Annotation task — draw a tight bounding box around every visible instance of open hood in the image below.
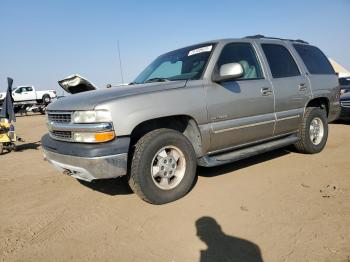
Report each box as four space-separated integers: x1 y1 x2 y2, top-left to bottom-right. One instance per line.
58 74 98 94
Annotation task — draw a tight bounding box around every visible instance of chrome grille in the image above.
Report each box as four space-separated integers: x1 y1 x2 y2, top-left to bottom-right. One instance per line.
341 101 350 108
48 112 72 123
51 130 72 140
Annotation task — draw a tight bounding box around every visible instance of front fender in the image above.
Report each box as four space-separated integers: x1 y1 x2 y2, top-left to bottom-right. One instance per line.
95 81 208 136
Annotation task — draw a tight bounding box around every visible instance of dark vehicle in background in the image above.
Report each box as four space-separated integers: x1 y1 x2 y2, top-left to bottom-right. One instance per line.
339 92 350 121
337 77 350 121
339 77 350 95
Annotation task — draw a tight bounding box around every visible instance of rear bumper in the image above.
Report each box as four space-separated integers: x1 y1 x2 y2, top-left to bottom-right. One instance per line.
328 101 341 122
41 134 130 181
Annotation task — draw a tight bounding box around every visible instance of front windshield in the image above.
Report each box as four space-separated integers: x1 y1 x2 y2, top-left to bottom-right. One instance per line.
133 43 215 84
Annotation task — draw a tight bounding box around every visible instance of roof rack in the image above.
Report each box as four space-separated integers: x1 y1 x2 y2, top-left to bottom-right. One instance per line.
244 34 309 44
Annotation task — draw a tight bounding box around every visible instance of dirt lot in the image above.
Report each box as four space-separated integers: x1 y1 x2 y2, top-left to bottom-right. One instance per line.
0 114 349 262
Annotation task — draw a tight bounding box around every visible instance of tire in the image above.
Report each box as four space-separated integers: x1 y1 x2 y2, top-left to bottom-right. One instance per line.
128 128 197 204
0 143 3 155
294 107 328 154
42 95 51 104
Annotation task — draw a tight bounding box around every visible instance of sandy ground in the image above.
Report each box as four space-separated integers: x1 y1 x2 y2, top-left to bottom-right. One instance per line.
0 114 349 262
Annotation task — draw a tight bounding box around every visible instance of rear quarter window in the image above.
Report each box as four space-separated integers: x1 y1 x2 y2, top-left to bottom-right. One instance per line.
293 44 335 75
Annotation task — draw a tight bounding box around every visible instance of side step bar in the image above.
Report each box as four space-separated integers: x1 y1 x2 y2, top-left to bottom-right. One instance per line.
198 134 299 167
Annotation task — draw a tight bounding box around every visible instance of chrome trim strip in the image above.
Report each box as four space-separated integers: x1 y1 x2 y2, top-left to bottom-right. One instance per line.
213 120 275 134
48 122 113 132
276 115 300 122
47 111 73 115
341 101 350 108
208 131 298 155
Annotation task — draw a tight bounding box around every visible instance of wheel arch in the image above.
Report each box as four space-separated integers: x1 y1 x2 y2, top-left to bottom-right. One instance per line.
129 115 204 157
305 97 330 117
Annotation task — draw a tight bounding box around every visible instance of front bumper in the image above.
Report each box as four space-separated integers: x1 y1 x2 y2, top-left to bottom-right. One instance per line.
42 134 130 181
43 149 127 181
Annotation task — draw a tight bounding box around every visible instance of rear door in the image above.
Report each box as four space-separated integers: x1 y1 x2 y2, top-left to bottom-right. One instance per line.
206 42 275 152
292 44 339 120
259 42 311 135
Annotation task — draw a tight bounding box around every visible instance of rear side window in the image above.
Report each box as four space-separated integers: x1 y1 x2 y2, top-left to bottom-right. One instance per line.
261 44 300 78
293 44 335 75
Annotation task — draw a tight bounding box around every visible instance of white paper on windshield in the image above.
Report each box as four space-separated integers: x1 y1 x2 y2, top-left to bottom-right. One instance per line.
188 45 212 56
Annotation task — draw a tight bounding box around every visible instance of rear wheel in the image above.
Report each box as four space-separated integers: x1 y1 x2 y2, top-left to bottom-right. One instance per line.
0 143 3 155
42 95 51 105
294 107 328 154
128 129 197 204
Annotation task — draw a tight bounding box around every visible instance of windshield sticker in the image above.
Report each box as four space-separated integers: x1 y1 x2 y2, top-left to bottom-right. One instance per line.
188 45 212 56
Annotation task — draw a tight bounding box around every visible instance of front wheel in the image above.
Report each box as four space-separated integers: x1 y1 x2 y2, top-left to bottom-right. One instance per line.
294 107 328 154
128 129 197 204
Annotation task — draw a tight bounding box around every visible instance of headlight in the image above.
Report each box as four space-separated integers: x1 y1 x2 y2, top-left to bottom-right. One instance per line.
73 131 115 143
72 110 112 123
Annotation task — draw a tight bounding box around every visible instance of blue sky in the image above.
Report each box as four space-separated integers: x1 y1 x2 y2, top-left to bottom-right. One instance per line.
0 0 349 92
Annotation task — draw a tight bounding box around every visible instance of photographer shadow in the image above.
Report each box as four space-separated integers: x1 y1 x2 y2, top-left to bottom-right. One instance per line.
196 216 263 262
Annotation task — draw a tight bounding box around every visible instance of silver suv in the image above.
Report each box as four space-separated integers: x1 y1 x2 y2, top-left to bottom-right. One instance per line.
42 35 340 204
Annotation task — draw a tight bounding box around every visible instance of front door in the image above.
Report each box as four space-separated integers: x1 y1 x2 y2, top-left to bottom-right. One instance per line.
206 42 275 152
13 86 36 101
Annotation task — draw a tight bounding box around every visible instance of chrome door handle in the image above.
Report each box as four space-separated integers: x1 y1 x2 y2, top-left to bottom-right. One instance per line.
261 87 272 96
298 83 307 91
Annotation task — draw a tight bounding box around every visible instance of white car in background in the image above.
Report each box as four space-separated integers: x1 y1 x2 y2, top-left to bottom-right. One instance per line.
0 86 56 104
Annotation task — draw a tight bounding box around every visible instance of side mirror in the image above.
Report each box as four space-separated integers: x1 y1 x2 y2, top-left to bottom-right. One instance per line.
213 63 244 82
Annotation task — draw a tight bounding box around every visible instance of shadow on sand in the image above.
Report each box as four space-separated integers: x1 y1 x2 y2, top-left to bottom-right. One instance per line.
78 176 133 196
78 148 290 196
196 216 263 262
198 148 290 178
15 141 41 151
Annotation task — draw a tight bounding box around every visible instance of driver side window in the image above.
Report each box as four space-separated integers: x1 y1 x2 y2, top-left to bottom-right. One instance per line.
216 43 263 80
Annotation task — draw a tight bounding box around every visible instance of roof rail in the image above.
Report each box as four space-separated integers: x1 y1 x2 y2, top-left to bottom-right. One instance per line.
244 34 309 44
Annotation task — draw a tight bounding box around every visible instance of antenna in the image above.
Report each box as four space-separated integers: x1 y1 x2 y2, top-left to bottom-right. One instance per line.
117 40 124 84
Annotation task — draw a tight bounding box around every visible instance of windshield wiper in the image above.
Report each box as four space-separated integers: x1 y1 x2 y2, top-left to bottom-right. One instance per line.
144 77 170 83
